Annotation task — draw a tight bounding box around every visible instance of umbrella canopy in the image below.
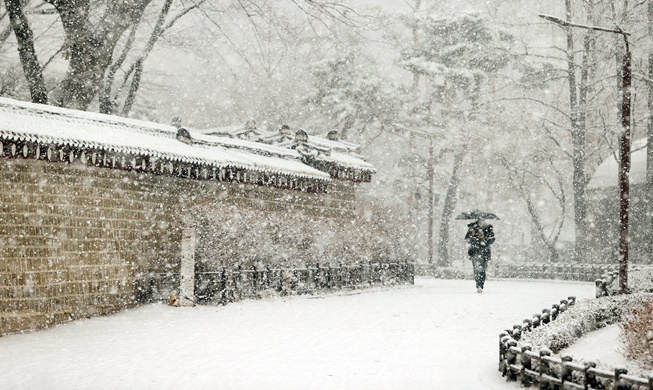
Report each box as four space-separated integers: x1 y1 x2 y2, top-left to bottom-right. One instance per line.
455 209 500 220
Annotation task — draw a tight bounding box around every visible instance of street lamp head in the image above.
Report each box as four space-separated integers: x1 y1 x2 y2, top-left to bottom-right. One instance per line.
538 13 630 37
538 14 566 26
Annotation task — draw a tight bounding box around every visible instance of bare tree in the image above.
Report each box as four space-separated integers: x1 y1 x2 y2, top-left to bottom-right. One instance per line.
2 0 362 114
41 0 153 109
437 149 465 266
645 0 653 258
4 0 47 103
109 0 206 115
501 156 567 262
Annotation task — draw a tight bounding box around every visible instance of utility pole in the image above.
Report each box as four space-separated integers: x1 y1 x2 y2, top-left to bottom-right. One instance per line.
539 14 632 293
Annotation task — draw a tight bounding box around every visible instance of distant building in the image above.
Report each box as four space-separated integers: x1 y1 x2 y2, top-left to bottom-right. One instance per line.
586 138 651 263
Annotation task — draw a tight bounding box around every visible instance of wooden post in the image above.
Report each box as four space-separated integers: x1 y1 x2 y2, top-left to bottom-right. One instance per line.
614 367 628 389
505 339 518 381
499 332 510 365
532 314 542 329
539 348 552 386
585 361 598 389
512 324 523 342
520 345 533 387
559 299 568 313
542 309 551 324
523 318 533 332
560 354 573 385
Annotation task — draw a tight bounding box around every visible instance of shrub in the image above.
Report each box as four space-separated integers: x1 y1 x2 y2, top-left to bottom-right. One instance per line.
521 294 651 353
619 296 653 370
627 267 653 293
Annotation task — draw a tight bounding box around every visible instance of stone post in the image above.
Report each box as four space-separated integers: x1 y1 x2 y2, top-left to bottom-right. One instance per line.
176 227 196 307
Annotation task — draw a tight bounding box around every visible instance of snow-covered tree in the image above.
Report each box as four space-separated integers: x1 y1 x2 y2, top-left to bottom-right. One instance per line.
398 12 515 266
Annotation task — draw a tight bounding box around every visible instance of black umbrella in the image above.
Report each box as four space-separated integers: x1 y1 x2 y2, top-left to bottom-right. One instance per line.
455 209 500 220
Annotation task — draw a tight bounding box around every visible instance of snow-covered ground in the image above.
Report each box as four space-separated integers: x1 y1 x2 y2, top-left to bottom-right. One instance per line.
0 278 596 390
562 323 632 370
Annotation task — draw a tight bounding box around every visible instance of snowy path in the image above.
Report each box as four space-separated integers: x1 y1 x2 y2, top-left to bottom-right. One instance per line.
0 278 595 390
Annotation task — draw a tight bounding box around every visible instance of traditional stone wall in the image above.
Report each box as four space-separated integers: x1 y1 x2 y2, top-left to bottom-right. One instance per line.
0 157 358 335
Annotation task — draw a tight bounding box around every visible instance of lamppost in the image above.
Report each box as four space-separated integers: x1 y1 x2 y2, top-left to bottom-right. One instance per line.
539 14 632 293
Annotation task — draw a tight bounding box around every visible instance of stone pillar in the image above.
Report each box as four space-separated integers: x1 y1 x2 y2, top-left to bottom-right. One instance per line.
170 227 196 307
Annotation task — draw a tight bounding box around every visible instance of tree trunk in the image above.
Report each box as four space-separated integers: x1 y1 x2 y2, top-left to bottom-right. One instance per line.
4 0 47 104
100 24 140 114
565 0 589 263
107 0 204 115
437 150 465 267
120 59 143 116
120 0 173 116
411 0 422 90
427 139 434 264
526 195 559 262
645 0 653 261
48 0 151 110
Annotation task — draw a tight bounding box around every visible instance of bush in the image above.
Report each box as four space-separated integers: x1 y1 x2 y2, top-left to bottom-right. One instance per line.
619 296 653 370
521 294 651 353
627 267 653 293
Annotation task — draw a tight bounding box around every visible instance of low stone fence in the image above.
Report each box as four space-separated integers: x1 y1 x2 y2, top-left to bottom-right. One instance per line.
154 262 415 305
416 262 618 283
499 294 653 389
495 263 611 282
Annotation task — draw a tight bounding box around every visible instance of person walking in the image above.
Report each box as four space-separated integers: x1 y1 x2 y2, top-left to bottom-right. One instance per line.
465 218 495 293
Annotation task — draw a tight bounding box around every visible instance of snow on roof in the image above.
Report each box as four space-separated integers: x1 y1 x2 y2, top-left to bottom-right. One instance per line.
0 98 330 181
313 133 360 153
587 138 648 189
199 123 375 175
196 120 275 142
316 150 376 173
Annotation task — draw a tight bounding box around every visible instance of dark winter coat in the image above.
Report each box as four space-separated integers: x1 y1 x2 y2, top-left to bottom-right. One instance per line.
465 221 495 259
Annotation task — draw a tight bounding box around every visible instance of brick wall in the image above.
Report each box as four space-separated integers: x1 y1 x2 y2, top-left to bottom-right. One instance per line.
0 158 357 334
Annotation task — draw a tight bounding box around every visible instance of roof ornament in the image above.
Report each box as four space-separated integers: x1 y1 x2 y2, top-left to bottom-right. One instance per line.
172 117 192 145
279 124 292 135
295 130 308 143
245 119 257 130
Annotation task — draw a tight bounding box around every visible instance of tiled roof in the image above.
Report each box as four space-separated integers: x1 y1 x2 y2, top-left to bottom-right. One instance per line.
0 98 330 181
588 138 647 189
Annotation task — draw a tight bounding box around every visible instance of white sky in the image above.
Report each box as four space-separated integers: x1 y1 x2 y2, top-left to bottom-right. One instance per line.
0 278 601 389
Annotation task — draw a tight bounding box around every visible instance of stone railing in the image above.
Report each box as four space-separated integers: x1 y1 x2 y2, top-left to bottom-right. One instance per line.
499 295 653 389
154 262 415 305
